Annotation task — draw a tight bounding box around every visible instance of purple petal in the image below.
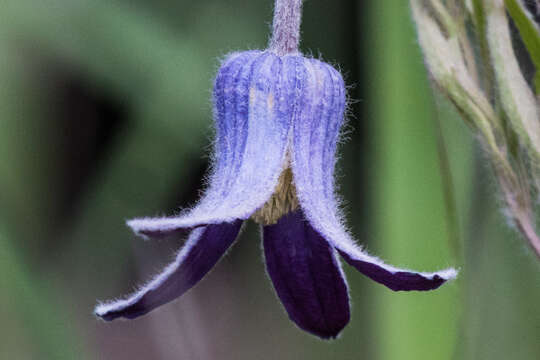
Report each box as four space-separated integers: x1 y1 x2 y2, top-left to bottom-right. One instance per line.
291 58 457 291
337 250 455 291
95 220 242 320
263 210 350 339
128 51 295 239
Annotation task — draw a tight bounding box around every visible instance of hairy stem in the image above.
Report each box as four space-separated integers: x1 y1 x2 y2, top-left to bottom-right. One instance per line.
269 0 303 55
497 171 540 258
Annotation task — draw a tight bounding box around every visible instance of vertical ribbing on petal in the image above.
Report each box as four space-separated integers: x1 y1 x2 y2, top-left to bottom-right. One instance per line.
213 52 269 203
290 57 458 291
127 51 296 238
211 51 258 202
220 53 287 210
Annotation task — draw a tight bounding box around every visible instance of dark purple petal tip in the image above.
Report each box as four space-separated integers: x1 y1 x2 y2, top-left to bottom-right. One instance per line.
286 55 458 293
95 221 242 321
338 249 457 291
263 210 350 339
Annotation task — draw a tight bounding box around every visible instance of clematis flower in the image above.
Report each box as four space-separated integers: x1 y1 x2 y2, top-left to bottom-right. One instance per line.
95 0 457 339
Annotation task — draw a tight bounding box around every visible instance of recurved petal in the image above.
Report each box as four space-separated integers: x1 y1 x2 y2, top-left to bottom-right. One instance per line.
337 248 457 291
291 57 457 291
95 220 243 320
263 210 350 339
128 51 295 239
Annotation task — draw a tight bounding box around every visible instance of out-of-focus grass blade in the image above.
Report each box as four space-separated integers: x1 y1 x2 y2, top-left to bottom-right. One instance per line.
367 2 470 359
462 192 540 359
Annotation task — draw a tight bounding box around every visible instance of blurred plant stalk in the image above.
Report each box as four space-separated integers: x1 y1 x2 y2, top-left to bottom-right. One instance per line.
410 0 540 258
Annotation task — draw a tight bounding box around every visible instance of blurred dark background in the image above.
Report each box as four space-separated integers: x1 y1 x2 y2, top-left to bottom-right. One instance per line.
1 1 539 359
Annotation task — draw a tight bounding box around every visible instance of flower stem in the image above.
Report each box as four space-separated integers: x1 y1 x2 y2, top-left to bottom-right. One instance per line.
269 0 303 55
498 172 540 258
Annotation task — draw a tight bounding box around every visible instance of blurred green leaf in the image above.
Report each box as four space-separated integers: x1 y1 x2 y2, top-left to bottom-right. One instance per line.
367 2 467 359
0 230 90 359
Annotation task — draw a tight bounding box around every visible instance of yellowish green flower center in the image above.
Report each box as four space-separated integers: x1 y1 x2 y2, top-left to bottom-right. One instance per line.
252 167 299 225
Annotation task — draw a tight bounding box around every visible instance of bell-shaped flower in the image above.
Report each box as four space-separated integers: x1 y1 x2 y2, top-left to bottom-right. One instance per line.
95 50 457 339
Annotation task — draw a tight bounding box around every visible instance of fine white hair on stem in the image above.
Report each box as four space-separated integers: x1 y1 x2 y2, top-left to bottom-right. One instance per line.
269 0 303 55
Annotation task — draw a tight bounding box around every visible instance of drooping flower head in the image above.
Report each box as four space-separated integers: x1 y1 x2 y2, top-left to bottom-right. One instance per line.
95 0 457 339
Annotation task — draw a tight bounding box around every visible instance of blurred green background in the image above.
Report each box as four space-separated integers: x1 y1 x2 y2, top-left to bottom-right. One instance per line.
1 1 539 359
